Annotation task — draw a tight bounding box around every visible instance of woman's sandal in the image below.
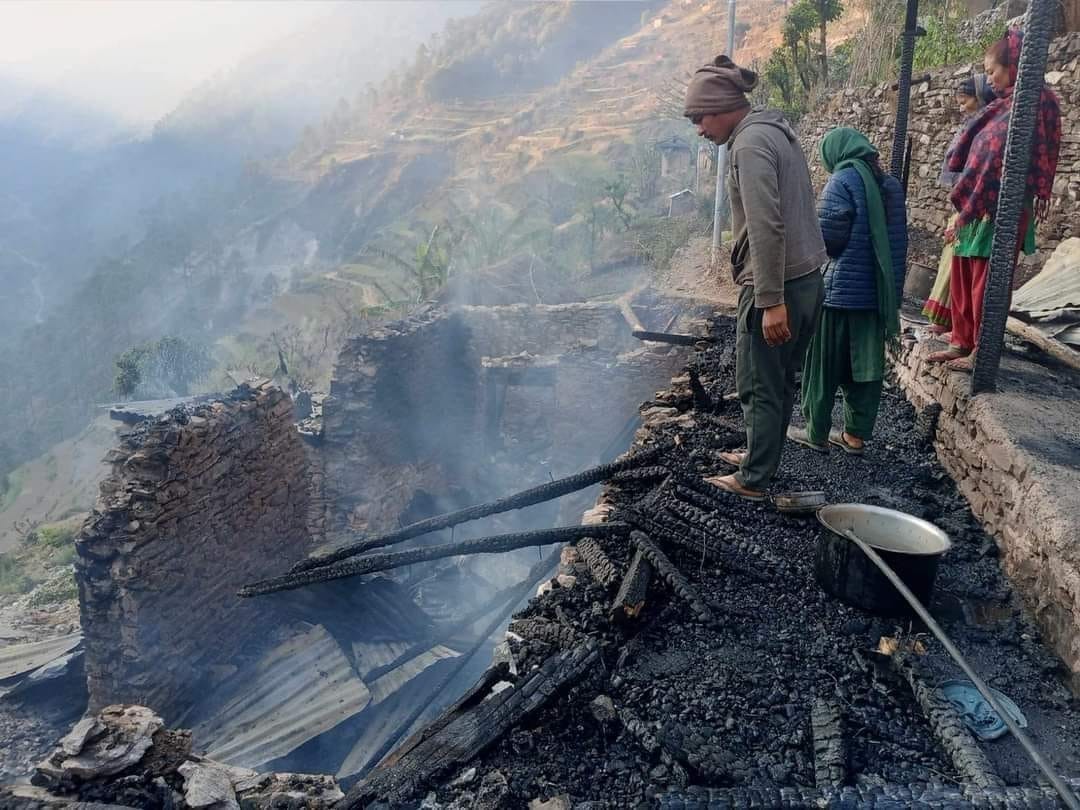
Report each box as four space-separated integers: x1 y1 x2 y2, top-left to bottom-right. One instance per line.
828 430 865 456
927 347 971 363
947 354 974 372
704 474 766 502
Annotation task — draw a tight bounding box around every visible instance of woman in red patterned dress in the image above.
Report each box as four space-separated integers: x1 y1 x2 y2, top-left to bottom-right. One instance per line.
927 27 1061 371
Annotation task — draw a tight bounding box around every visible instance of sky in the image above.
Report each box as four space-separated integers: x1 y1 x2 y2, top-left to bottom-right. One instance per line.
0 1 343 127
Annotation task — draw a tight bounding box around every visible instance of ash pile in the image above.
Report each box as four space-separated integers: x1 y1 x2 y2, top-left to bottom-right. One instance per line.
343 317 1080 809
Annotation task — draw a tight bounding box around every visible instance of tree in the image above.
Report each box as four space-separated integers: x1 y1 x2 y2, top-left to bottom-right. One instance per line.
817 0 843 79
113 337 214 399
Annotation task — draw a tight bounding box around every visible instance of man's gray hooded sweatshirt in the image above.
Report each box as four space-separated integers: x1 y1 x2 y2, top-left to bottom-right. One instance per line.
728 110 827 308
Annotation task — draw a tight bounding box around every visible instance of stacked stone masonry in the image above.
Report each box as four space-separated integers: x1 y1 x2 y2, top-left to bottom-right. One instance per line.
799 32 1080 271
321 303 688 536
892 339 1080 683
75 381 312 718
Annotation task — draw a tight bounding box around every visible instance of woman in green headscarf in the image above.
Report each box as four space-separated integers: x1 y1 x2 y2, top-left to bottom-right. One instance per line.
787 127 908 455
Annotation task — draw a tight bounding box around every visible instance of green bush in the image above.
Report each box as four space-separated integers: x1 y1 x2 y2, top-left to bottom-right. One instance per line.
29 524 76 549
915 15 1006 71
0 554 32 596
28 571 78 608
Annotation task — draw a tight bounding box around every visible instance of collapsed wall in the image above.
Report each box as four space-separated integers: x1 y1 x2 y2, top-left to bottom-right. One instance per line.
798 32 1080 271
75 381 312 716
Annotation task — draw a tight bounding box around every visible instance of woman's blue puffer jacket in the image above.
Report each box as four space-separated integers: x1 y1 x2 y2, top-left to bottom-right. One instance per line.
817 166 908 310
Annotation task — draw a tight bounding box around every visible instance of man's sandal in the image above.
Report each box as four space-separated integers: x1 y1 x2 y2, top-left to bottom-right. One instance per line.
717 450 747 466
704 474 766 502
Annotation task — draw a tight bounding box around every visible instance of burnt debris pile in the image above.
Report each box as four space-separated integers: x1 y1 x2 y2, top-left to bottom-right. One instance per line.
12 316 1080 810
338 316 1080 809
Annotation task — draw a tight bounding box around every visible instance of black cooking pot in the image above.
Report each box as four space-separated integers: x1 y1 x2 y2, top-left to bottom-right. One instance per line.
815 503 952 616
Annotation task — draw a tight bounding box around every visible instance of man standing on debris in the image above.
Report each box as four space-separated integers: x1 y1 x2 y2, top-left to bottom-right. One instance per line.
684 56 827 501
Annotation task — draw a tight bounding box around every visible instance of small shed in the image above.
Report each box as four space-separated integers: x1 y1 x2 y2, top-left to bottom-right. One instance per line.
668 189 696 218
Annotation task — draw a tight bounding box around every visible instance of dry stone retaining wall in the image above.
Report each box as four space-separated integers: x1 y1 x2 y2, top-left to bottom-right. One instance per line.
75 381 312 718
799 32 1080 271
892 338 1080 683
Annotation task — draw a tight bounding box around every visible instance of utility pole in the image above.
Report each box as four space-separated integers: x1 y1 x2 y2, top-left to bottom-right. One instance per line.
890 0 920 180
711 0 737 263
972 0 1055 394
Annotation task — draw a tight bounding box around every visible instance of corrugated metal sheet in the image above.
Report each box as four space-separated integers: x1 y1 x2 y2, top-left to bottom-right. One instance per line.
367 644 461 705
0 633 81 680
1013 239 1080 321
197 624 371 769
351 640 412 679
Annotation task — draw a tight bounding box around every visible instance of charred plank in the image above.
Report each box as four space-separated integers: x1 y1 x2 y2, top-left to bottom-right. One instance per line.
657 784 1062 809
630 531 715 625
342 641 601 808
811 698 846 791
892 652 1004 790
610 547 652 623
575 537 619 588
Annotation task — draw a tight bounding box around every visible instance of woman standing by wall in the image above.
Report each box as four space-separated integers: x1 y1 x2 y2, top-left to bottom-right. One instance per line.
927 27 1061 371
922 74 995 334
787 128 907 455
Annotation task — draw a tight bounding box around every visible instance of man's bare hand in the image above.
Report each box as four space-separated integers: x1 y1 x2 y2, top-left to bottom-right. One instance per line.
762 304 791 347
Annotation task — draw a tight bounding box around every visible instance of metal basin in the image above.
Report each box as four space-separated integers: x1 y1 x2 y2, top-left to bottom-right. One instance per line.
815 503 952 616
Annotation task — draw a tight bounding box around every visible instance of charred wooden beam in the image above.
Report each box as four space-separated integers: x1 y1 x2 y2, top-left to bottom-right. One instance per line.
610 548 652 623
632 329 707 346
811 698 846 791
576 537 619 589
892 652 1005 790
343 640 601 808
240 523 629 598
291 443 671 571
630 531 714 625
608 466 671 486
657 785 1063 809
657 719 732 782
508 617 582 650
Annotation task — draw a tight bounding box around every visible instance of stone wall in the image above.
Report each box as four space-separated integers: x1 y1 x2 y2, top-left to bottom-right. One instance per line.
75 381 312 717
892 338 1080 682
320 303 690 537
457 303 636 358
798 32 1080 271
321 307 480 536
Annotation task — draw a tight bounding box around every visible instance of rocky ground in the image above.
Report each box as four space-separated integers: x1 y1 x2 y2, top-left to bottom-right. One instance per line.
415 316 1080 809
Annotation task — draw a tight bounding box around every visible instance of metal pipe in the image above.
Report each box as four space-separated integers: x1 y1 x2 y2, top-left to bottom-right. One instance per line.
973 0 1055 394
842 529 1080 810
710 0 738 261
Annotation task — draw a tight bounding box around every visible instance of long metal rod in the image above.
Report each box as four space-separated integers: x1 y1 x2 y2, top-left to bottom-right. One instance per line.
843 529 1080 810
972 0 1054 394
710 0 737 261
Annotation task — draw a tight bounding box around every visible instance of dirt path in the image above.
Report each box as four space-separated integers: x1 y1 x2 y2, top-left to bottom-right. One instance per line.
654 234 740 310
